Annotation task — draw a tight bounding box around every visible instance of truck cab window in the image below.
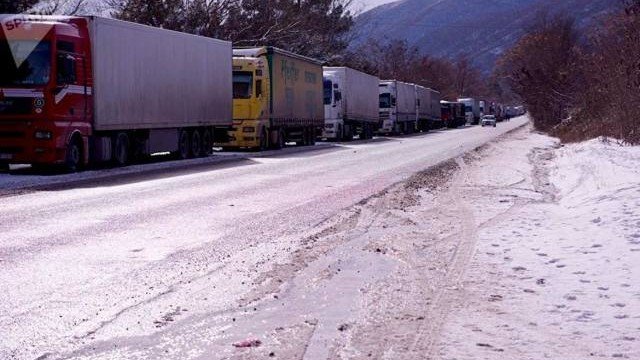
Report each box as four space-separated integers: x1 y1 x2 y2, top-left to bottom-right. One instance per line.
233 71 253 99
57 41 77 85
379 93 391 108
323 79 333 105
0 40 51 86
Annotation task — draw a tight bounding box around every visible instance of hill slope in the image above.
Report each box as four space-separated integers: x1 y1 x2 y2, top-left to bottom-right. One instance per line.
351 0 615 72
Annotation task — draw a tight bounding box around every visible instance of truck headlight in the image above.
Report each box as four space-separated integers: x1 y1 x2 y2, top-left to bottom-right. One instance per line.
34 130 53 140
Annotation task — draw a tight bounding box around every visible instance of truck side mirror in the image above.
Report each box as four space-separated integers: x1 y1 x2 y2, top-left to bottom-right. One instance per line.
255 79 263 98
57 53 77 85
334 90 342 102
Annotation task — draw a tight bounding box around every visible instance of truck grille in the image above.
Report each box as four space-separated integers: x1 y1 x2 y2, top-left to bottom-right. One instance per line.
0 146 23 154
379 112 390 120
0 131 25 139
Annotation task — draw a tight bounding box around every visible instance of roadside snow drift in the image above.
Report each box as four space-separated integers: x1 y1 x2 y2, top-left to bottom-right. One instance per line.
438 133 640 359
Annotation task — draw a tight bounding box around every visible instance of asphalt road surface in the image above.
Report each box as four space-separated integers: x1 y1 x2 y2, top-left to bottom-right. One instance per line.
0 117 528 359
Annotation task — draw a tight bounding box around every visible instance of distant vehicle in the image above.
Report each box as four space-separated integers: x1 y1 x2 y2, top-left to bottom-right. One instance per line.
481 115 497 127
440 101 467 128
457 98 481 124
378 80 418 134
323 67 379 141
0 15 232 171
505 105 526 119
415 85 442 131
223 47 324 150
495 103 506 122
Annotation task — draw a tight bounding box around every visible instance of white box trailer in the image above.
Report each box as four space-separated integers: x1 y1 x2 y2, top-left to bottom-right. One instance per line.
90 17 232 131
415 85 442 131
323 67 379 140
458 97 481 125
88 17 233 164
378 80 417 134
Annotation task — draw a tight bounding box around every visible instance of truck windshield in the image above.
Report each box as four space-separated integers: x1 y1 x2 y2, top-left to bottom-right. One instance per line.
233 71 253 99
0 40 51 86
379 93 391 108
323 79 332 105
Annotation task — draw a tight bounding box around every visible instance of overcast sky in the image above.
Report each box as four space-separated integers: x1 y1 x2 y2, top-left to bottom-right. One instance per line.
354 0 398 12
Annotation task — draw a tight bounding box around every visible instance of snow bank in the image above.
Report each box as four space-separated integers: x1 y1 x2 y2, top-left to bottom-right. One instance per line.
551 138 640 208
437 130 640 359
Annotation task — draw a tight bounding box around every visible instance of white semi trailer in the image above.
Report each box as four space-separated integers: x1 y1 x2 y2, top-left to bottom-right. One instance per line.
458 97 481 125
323 67 379 141
378 80 417 134
415 85 442 131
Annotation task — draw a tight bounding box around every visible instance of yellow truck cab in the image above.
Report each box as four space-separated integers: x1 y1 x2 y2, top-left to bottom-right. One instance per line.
222 47 324 150
228 56 270 149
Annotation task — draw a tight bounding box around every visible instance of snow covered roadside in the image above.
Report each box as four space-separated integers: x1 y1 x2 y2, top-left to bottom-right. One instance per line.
436 130 640 359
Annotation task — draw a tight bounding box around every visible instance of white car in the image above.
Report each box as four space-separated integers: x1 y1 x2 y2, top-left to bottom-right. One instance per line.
481 115 497 127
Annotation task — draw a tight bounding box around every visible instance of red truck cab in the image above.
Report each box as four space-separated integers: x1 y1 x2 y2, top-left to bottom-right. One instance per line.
1 15 91 170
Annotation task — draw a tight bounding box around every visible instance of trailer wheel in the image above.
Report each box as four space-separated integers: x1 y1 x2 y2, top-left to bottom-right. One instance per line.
342 125 353 142
337 125 344 142
177 129 190 159
191 129 203 157
360 124 368 140
297 128 308 146
113 132 130 167
307 127 316 146
408 122 416 134
202 129 213 156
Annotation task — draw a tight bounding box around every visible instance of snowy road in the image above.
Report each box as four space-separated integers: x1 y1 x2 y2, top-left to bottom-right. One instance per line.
0 118 527 359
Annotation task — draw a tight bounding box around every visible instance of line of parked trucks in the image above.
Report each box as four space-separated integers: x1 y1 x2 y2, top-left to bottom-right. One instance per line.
0 15 524 171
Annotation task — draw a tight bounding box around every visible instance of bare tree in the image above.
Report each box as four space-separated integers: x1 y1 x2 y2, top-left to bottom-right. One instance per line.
111 0 354 61
568 0 640 144
343 40 490 101
36 0 88 15
496 12 580 132
0 0 39 13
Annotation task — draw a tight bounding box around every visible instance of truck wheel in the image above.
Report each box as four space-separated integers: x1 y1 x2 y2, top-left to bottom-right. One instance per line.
113 132 130 167
0 162 9 172
202 129 213 156
360 124 369 140
177 129 190 159
64 135 83 172
191 129 203 157
343 125 353 142
259 129 269 151
309 127 316 145
274 129 285 150
297 128 308 146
